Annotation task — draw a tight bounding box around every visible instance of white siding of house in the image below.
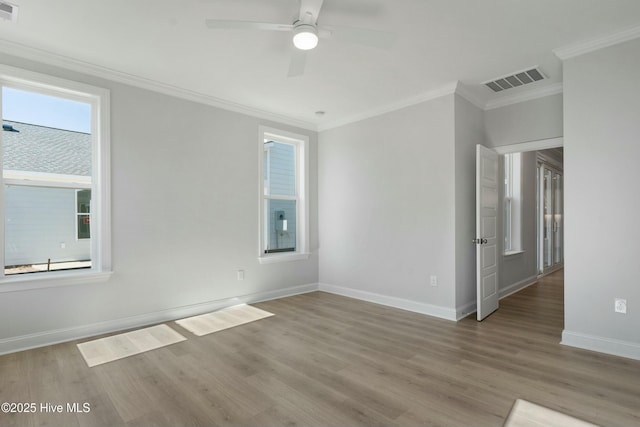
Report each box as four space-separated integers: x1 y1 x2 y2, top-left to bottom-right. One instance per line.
267 142 295 196
4 186 90 266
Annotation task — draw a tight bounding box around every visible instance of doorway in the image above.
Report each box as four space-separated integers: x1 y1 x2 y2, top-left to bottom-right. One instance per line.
488 138 563 309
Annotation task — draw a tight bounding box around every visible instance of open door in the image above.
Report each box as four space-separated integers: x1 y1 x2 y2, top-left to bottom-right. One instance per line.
476 145 499 321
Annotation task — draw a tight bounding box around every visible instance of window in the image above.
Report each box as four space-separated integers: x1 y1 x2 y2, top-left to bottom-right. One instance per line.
76 190 91 239
0 64 110 286
504 152 522 254
258 126 309 263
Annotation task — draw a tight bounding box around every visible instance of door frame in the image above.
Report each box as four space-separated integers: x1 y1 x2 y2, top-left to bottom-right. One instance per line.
492 137 563 156
488 136 564 304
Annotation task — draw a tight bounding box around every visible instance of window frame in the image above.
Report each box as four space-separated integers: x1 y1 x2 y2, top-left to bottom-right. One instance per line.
504 152 522 255
258 126 309 264
0 64 111 292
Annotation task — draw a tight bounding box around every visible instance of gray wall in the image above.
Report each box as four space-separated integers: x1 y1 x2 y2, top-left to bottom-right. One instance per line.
0 54 318 345
454 95 485 312
563 38 640 358
485 94 563 147
319 94 470 318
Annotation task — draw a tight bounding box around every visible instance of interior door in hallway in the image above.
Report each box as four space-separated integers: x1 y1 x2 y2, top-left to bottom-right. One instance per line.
476 145 499 321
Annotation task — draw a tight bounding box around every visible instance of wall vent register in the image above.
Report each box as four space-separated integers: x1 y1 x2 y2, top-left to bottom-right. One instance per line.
0 1 18 22
484 67 545 92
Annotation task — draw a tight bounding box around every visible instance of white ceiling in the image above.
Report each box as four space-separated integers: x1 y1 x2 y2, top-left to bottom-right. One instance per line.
1 0 640 130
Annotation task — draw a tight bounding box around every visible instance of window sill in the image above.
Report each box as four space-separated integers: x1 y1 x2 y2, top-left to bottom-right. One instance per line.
258 252 310 264
0 270 112 293
504 250 525 257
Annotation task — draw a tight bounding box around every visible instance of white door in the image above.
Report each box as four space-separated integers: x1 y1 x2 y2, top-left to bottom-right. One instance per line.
476 145 499 321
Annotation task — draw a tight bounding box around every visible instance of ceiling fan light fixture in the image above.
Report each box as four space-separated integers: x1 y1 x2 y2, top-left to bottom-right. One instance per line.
293 24 318 50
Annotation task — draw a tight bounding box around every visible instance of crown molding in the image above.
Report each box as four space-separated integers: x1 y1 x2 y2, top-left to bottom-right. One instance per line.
0 37 569 134
317 78 565 131
0 38 317 131
484 82 563 110
553 24 640 60
0 37 460 134
317 82 458 131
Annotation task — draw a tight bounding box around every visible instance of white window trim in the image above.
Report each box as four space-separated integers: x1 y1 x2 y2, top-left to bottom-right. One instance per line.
0 64 111 292
504 250 525 257
258 126 309 264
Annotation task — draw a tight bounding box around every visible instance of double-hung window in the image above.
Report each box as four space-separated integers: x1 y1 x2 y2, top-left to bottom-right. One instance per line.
258 126 309 263
504 152 522 254
0 64 110 288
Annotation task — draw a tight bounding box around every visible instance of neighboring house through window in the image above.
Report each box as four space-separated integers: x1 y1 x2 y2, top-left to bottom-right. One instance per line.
504 152 522 254
258 126 309 263
0 64 110 284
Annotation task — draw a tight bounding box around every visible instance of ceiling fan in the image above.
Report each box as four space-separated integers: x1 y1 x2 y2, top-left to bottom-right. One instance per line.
205 0 395 77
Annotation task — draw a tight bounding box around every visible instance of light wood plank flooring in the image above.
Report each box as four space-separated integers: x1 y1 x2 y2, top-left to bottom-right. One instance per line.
1 270 639 426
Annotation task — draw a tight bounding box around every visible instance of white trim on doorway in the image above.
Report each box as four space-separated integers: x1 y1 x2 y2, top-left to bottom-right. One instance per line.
493 137 563 155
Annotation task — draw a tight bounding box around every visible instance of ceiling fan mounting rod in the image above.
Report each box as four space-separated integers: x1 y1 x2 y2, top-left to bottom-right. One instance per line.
299 11 315 25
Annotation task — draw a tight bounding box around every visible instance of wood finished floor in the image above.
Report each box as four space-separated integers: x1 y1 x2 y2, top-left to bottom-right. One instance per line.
1 270 640 427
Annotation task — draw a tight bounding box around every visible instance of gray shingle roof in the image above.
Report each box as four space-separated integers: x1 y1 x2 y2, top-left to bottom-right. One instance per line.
2 121 91 176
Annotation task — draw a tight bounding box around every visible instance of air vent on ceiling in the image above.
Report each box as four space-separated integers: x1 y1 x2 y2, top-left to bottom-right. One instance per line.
484 67 545 93
0 1 18 22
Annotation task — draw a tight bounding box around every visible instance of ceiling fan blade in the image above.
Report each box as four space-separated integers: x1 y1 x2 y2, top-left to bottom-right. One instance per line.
205 20 293 32
288 49 307 77
321 25 396 49
299 0 324 23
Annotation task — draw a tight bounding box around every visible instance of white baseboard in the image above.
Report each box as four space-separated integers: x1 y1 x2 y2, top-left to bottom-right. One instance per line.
318 283 457 321
561 330 640 361
0 283 318 356
539 264 564 277
453 275 538 321
499 275 539 299
456 301 477 320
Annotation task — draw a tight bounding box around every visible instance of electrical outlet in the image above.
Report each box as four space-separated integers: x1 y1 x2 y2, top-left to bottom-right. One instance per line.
430 275 438 287
614 298 627 314
237 270 245 281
